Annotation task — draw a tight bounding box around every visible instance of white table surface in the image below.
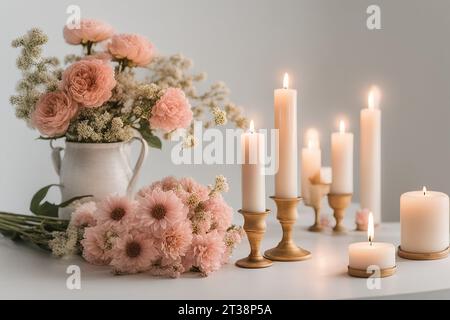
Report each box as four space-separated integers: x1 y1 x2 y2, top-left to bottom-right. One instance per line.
1 203 450 300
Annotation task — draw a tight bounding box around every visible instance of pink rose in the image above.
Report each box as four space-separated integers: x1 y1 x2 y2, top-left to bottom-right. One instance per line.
31 91 78 137
108 34 155 67
62 59 116 108
150 88 193 132
63 19 114 45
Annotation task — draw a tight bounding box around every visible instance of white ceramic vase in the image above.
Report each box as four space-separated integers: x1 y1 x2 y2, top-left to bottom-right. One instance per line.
51 137 148 219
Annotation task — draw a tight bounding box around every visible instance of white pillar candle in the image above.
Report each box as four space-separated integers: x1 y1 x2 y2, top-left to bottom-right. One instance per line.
348 212 396 270
274 73 298 198
331 120 353 194
319 167 332 184
241 120 266 213
400 187 449 253
301 130 321 204
360 87 381 224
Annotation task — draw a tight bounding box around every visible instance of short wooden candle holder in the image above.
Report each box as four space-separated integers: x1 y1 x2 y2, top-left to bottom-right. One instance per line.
397 246 449 261
235 209 273 269
306 182 331 232
327 193 352 233
264 197 311 262
348 266 397 278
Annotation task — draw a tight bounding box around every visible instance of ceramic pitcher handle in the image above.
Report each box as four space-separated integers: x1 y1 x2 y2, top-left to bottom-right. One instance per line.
50 140 64 176
126 137 149 196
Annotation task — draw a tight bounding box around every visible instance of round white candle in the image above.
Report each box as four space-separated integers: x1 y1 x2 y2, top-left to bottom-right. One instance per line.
400 187 449 253
360 87 381 224
301 131 321 204
241 120 266 212
348 212 396 270
274 73 298 198
331 120 353 194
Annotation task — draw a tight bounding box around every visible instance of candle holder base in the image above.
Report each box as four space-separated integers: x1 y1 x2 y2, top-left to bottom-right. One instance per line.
348 266 396 278
327 193 352 234
235 209 273 269
264 197 311 262
397 246 449 261
306 182 331 233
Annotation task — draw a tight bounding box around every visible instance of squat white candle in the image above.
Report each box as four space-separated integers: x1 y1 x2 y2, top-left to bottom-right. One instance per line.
349 212 396 271
360 87 381 224
400 187 449 253
274 73 298 198
241 120 266 212
331 120 353 194
301 129 321 204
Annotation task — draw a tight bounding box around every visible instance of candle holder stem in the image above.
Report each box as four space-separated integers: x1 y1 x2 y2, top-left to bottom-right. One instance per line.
235 210 273 269
307 183 330 232
328 193 352 233
264 197 311 261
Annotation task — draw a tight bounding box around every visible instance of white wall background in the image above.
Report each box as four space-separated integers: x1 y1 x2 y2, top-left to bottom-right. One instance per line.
1 0 449 222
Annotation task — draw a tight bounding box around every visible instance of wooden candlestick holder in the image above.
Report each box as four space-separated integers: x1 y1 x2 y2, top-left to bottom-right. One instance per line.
306 182 331 232
264 197 311 262
327 193 352 233
235 209 273 269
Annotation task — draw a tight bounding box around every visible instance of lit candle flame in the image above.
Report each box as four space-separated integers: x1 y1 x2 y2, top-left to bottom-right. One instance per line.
283 73 289 89
339 120 346 134
368 211 374 245
423 186 427 196
249 120 255 133
368 85 381 110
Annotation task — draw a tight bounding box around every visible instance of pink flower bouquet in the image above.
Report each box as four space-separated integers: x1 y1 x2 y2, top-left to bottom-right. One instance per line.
49 176 243 278
11 20 248 148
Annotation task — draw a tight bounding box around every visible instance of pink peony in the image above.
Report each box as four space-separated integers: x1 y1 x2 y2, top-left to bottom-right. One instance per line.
62 59 116 108
108 34 155 67
149 88 193 132
136 189 188 233
356 209 370 231
96 195 136 228
155 222 193 262
81 224 118 265
63 19 114 45
31 91 78 137
110 231 158 274
186 230 226 276
70 201 97 228
203 195 233 233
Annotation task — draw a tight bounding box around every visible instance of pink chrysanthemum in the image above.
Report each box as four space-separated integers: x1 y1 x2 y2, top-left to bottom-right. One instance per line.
110 231 158 274
96 195 136 227
156 222 193 261
179 177 209 202
203 195 233 233
186 231 226 276
136 189 188 232
70 201 97 228
81 224 118 265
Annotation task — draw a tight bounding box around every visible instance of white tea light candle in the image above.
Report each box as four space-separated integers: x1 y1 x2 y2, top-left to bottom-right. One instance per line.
348 212 396 277
241 120 266 213
400 187 449 255
274 73 298 198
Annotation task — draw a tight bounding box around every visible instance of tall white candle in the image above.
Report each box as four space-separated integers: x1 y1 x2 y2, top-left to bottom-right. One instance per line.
331 120 353 194
241 120 266 212
400 187 449 253
301 130 321 204
360 87 381 224
348 212 396 271
274 73 298 198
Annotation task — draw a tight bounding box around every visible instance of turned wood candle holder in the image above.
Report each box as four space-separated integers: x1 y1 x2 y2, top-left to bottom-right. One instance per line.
327 193 352 233
306 182 331 232
235 209 273 269
348 266 397 278
264 197 311 262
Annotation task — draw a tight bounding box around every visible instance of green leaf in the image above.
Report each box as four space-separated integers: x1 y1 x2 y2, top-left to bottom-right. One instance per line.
139 121 162 149
30 184 92 217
